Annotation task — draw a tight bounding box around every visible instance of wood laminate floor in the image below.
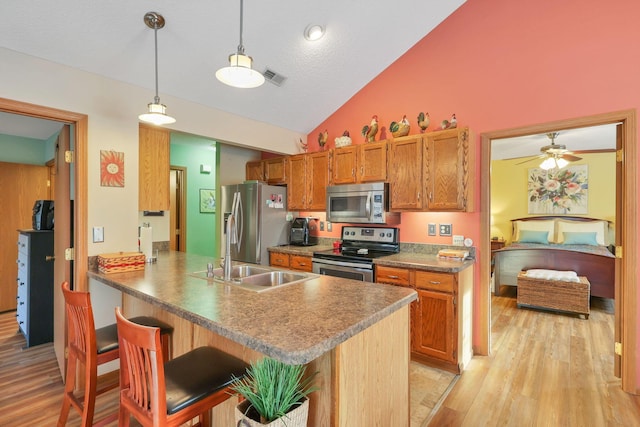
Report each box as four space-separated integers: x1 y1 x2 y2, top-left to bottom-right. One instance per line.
1 289 638 426
429 287 640 426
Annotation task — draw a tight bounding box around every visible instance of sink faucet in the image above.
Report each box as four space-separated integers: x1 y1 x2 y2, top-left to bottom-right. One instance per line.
222 213 237 281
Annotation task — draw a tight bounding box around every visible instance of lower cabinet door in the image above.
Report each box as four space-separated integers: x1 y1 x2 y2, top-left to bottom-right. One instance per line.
413 289 456 364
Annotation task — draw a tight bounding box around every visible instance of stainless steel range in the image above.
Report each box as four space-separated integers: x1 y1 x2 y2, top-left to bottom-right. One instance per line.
312 226 399 282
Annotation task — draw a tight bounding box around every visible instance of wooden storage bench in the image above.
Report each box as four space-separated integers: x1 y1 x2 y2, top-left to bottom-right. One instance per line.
516 271 590 318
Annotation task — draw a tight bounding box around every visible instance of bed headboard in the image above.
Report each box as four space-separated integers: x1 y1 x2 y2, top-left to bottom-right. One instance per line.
510 216 613 245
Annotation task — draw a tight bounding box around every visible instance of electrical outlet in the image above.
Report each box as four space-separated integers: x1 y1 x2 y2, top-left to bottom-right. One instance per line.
319 221 324 231
93 226 104 243
439 224 452 236
327 222 332 232
452 235 464 246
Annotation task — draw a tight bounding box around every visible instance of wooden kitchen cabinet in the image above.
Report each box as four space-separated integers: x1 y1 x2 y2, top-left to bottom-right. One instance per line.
139 124 170 211
264 156 287 185
245 160 264 181
332 141 388 184
389 135 423 210
269 251 313 273
423 127 474 211
376 264 473 373
413 268 473 373
288 151 329 211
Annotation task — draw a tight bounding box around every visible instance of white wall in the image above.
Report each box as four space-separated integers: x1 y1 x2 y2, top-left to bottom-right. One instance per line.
0 47 303 257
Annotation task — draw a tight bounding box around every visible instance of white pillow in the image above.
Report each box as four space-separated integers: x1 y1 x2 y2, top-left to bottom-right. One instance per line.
514 220 555 243
556 220 607 245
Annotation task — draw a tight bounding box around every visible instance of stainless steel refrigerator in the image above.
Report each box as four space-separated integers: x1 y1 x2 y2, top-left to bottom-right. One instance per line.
220 181 288 265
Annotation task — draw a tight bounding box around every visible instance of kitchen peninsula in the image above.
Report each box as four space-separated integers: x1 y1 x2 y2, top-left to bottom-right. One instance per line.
88 251 417 426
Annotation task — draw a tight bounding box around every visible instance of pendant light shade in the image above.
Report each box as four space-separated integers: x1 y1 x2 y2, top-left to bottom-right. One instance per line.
216 0 264 88
139 12 176 125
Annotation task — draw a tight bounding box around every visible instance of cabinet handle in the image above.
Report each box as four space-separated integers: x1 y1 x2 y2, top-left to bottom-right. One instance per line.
429 280 441 285
387 275 399 279
298 262 307 266
417 191 420 201
352 168 355 177
429 192 433 201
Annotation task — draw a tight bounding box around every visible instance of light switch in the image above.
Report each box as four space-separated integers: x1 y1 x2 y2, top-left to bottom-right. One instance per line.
93 226 104 243
428 223 436 236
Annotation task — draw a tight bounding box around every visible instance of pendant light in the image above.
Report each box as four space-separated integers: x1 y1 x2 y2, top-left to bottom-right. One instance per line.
215 0 265 88
139 12 176 125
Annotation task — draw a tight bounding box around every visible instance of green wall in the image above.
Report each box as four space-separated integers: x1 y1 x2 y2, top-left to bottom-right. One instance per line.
490 152 616 243
170 134 218 257
0 133 48 164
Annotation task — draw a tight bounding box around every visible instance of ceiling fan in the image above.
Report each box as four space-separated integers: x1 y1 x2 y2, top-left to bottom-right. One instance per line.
516 132 582 169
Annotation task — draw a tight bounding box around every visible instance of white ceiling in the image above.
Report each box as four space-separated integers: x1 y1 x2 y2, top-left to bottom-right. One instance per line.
0 0 466 136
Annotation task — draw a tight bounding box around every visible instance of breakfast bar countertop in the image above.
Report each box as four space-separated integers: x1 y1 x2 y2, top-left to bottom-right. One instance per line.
373 252 475 273
87 251 416 365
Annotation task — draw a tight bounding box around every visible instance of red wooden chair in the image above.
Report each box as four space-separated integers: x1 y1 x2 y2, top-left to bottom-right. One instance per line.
57 281 173 426
115 306 248 426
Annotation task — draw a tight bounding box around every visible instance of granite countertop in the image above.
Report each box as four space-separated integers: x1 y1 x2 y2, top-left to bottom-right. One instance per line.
373 252 475 273
88 251 416 365
267 244 331 255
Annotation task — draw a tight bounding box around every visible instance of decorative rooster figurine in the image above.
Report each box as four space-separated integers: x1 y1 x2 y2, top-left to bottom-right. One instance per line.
318 129 328 150
389 115 411 138
417 112 430 133
361 115 378 143
449 113 457 129
298 137 308 153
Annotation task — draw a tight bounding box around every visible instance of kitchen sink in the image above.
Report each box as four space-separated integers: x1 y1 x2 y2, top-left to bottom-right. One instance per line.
189 265 313 292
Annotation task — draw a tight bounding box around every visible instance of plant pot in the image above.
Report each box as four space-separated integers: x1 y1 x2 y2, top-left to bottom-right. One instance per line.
235 398 309 427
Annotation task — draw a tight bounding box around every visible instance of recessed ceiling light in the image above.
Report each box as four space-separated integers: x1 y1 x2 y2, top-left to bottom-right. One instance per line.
304 24 325 41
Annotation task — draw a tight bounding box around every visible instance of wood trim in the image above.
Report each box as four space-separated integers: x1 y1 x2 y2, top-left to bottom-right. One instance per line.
480 109 637 394
0 97 88 292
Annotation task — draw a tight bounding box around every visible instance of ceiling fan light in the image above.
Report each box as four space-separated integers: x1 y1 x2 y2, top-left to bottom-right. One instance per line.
540 157 556 170
215 53 265 88
139 102 176 125
556 158 569 169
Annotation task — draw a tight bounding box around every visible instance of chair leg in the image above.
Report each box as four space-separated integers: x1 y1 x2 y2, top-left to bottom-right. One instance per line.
57 352 77 427
119 403 130 427
81 369 99 427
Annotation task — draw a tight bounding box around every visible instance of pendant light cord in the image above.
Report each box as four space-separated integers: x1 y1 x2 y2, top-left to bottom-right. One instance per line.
237 0 245 55
153 19 160 104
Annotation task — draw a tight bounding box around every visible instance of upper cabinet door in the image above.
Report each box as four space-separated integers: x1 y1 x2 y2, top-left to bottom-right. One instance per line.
389 136 423 210
264 157 287 185
245 160 264 181
307 151 330 211
139 124 170 211
287 154 307 210
424 127 473 211
332 145 358 185
359 140 388 183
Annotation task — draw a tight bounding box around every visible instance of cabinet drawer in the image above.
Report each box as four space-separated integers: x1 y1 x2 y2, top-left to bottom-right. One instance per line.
269 252 290 268
415 270 455 293
376 266 411 287
18 233 29 255
290 255 312 272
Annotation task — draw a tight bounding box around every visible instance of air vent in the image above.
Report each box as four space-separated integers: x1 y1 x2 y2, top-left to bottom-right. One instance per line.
263 68 287 86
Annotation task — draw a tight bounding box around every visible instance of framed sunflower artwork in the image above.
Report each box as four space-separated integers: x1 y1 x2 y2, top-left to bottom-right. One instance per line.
100 150 125 187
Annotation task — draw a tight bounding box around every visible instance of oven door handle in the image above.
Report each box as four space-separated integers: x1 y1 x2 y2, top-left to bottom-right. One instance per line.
312 257 373 270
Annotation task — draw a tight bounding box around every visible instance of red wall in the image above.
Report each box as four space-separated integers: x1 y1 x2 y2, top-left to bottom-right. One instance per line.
308 0 640 383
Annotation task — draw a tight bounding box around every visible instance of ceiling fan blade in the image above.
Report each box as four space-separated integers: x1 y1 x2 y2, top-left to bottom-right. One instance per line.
560 153 582 162
515 154 545 165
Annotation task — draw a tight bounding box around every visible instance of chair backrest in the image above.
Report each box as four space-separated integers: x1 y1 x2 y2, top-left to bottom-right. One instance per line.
61 281 97 364
115 306 167 425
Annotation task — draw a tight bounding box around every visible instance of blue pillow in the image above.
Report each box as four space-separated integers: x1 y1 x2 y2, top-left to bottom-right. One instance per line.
562 231 599 245
518 230 550 244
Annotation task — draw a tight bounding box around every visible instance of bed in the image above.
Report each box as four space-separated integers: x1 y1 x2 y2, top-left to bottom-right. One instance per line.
493 216 616 299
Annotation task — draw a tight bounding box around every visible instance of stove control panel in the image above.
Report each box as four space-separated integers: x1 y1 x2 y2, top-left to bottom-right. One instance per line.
341 226 398 244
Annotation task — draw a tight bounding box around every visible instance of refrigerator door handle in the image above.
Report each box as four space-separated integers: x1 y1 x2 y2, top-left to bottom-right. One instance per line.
236 191 244 250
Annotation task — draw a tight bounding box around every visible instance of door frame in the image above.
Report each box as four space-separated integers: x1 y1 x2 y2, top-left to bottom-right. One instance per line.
170 166 187 251
478 109 637 393
0 97 88 374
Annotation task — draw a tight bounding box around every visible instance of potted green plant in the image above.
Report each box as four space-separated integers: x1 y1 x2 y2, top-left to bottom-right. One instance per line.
231 357 318 427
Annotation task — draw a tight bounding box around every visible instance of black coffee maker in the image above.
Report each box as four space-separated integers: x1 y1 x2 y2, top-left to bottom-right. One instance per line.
32 200 54 230
289 217 318 246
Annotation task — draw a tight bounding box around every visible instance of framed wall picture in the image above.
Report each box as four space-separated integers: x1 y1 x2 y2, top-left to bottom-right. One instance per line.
199 188 216 213
100 150 125 187
527 165 588 214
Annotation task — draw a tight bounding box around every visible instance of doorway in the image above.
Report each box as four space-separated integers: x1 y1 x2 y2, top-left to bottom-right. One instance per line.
0 97 88 376
170 166 187 251
479 110 638 393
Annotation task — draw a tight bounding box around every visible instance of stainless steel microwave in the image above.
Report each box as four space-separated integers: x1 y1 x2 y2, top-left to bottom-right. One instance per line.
326 183 400 224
